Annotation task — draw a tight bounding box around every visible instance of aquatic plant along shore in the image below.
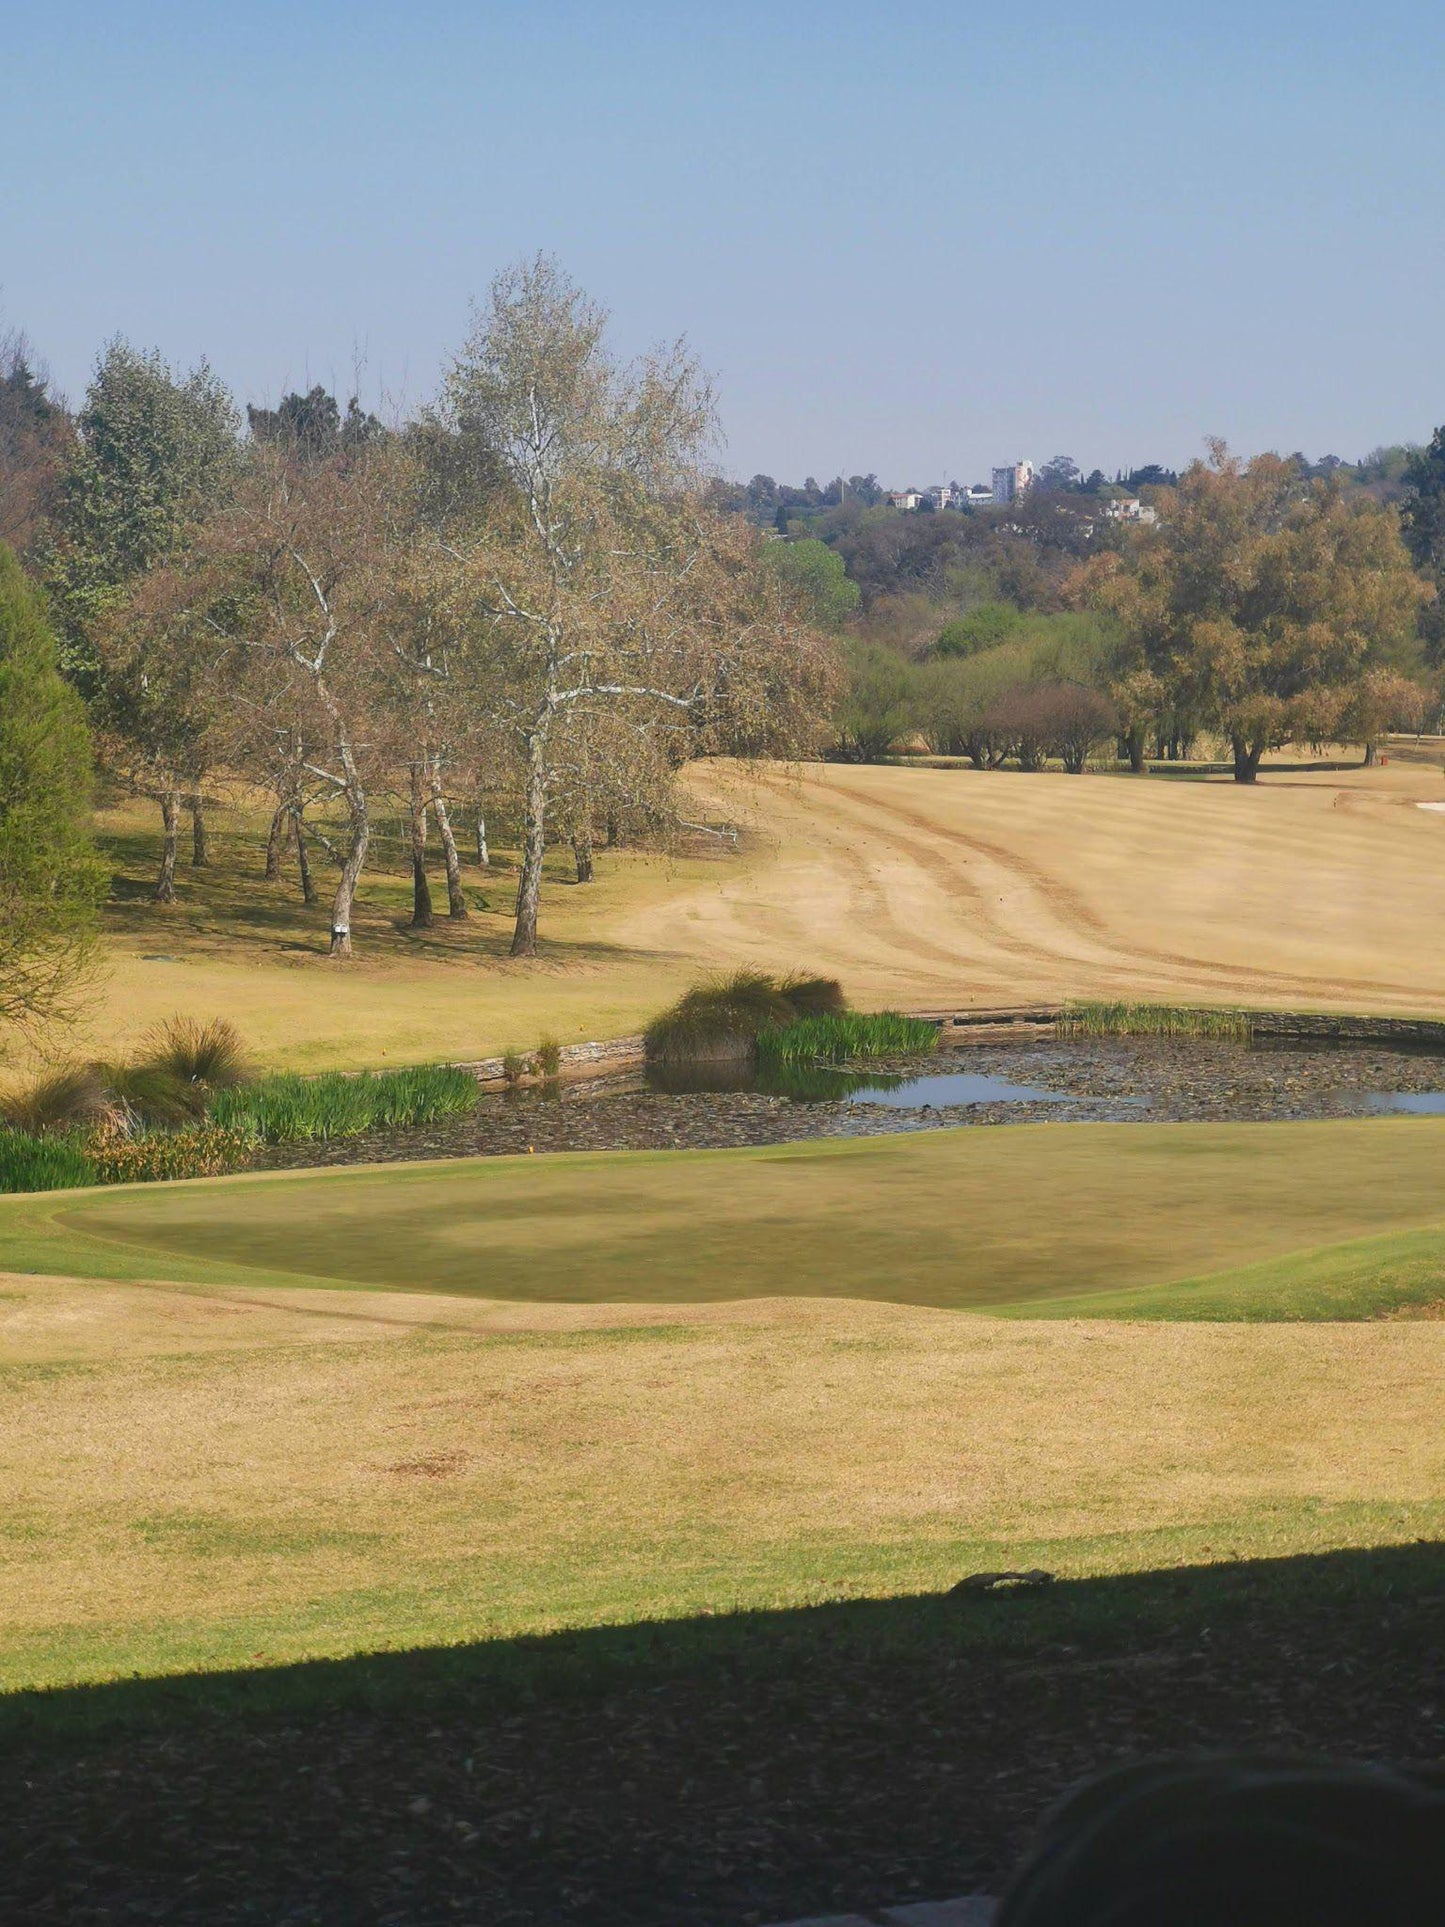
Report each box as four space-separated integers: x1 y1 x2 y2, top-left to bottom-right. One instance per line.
254 1034 1445 1171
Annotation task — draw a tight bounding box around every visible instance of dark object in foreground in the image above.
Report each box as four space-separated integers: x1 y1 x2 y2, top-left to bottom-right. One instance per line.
4 1544 1444 1926
951 1569 1056 1594
998 1757 1445 1926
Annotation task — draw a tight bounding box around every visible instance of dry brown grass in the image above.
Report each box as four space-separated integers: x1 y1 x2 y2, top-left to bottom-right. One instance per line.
635 756 1445 1019
20 753 1445 1076
2 1272 1442 1690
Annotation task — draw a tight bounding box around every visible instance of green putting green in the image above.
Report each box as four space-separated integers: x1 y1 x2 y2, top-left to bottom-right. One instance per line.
5 1117 1445 1318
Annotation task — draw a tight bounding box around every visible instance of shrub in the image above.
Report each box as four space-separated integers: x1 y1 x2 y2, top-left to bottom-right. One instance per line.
644 970 803 1063
756 1010 939 1068
0 1128 96 1193
1 1063 120 1137
936 602 1021 658
142 1016 250 1092
107 1062 209 1129
775 973 848 1019
89 1125 254 1185
829 641 918 763
212 1065 478 1143
535 1036 562 1078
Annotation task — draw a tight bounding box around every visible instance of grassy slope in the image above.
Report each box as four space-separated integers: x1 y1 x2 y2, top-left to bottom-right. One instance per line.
6 1118 1445 1318
4 1122 1444 1692
1 1271 1441 1693
28 752 1445 1075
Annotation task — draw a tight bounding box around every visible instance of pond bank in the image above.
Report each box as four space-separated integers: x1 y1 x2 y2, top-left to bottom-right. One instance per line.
256 1036 1445 1172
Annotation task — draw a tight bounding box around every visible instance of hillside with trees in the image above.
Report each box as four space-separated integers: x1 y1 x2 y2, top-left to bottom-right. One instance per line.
0 279 1442 1005
2 265 835 966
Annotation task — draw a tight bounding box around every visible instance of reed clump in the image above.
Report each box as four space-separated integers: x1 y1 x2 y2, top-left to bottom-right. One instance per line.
88 1125 255 1186
1060 1001 1254 1042
212 1064 478 1144
644 970 824 1064
757 1011 939 1068
0 1128 96 1194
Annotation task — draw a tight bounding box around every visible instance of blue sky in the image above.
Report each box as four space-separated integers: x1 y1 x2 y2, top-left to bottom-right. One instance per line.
4 1 1442 485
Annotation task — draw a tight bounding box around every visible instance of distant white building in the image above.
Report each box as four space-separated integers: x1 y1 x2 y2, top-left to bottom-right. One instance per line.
963 483 996 509
887 487 925 510
990 460 1035 504
1103 495 1159 524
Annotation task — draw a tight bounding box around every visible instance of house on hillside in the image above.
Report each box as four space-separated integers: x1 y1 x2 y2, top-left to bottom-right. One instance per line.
1103 495 1159 524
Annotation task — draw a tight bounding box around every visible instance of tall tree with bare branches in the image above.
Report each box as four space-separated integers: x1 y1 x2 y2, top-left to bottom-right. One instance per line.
441 257 831 955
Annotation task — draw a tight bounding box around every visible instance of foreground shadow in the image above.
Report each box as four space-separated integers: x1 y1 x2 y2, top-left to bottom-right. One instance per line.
3 1541 1443 1926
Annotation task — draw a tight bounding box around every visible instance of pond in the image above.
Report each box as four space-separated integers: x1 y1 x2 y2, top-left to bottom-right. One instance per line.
1362 1091 1445 1114
257 1034 1445 1174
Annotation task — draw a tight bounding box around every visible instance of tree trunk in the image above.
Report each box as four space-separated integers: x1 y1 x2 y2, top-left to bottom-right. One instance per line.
1231 735 1264 784
604 812 620 848
1126 726 1146 774
155 791 180 902
430 766 468 919
1363 740 1377 767
329 797 369 958
293 811 315 904
475 814 490 868
189 795 209 866
409 763 434 930
264 802 289 880
573 827 594 883
510 733 548 958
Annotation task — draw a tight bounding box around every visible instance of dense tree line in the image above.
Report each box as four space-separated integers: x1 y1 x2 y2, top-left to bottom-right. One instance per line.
2 273 1443 1026
0 263 836 986
829 446 1434 778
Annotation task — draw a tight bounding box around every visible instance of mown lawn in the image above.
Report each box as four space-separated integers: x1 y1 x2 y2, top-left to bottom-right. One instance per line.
1 1119 1444 1694
6 1116 1445 1316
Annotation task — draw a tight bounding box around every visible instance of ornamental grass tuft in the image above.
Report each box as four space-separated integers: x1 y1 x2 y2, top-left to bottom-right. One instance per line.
142 1016 250 1092
644 970 844 1063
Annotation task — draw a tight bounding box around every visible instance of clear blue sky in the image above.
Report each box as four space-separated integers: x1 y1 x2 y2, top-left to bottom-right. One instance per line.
4 0 1442 486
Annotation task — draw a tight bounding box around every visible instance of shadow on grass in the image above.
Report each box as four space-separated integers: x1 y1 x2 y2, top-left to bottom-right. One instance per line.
98 826 694 974
2 1542 1443 1925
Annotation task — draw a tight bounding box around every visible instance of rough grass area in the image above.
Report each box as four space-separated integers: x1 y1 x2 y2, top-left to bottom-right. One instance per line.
756 1009 939 1066
8 1118 1445 1318
0 1272 1441 1699
211 1064 478 1143
1060 1001 1254 1041
23 757 1445 1077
